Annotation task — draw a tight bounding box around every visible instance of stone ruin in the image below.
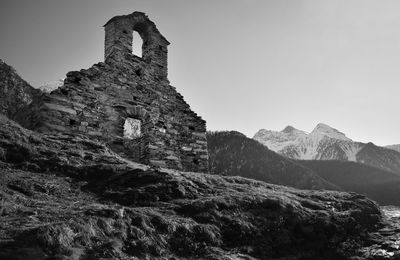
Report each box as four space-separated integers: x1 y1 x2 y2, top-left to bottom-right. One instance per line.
20 12 209 172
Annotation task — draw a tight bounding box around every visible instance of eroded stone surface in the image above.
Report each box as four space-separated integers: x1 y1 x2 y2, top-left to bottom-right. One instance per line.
356 206 400 259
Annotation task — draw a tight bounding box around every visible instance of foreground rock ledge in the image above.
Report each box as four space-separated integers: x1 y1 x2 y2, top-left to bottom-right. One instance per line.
0 115 386 259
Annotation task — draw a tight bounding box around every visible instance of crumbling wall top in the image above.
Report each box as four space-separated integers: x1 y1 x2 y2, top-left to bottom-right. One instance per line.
104 12 169 44
104 11 170 79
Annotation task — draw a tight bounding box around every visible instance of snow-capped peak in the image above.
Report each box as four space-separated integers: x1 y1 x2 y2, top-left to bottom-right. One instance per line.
281 125 296 133
253 126 307 152
281 125 308 135
311 123 351 142
253 123 361 161
281 125 296 132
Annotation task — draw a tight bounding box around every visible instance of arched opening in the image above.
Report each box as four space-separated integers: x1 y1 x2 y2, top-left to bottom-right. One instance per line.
132 31 143 57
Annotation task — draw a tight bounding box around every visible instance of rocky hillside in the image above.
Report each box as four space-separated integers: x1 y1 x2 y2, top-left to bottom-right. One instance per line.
0 60 41 119
254 123 400 174
207 131 338 190
0 111 397 259
298 160 400 206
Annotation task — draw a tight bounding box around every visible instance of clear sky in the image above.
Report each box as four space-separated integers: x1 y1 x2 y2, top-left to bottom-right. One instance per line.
1 0 399 145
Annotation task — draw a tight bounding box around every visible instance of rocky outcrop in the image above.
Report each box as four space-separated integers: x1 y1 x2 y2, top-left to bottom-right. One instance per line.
360 206 400 259
0 115 391 260
0 60 41 119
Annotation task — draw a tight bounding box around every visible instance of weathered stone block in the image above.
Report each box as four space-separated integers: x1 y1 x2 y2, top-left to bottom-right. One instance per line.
181 146 192 152
44 103 77 115
166 155 179 161
149 160 167 168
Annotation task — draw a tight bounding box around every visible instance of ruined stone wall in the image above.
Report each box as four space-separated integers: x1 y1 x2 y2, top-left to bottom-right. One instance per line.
20 12 208 173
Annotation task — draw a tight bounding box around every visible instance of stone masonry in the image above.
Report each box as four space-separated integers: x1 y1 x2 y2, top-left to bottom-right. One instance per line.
19 12 209 172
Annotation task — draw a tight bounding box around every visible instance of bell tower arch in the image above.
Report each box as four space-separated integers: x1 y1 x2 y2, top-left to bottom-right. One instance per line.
104 12 170 79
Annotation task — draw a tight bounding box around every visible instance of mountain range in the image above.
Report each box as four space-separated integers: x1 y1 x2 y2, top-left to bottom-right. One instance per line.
254 123 400 174
208 130 400 206
207 131 337 190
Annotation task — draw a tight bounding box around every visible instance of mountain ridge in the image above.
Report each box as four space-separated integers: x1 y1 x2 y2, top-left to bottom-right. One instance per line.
254 123 400 174
207 130 339 190
386 144 400 153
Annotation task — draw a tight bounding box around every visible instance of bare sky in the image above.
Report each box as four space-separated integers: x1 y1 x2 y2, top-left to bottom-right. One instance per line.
1 0 399 145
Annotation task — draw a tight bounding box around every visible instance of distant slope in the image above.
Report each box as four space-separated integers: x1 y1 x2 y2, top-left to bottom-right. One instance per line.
298 160 400 206
357 143 400 175
207 131 338 190
386 144 400 153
